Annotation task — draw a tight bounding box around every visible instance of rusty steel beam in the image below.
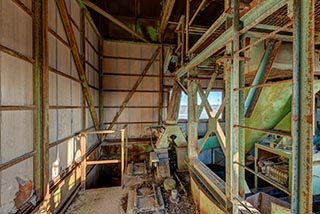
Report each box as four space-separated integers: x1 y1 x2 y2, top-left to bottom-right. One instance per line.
291 0 314 213
107 47 160 130
33 0 49 201
246 40 282 117
56 0 100 133
177 0 287 77
83 0 149 43
158 0 176 42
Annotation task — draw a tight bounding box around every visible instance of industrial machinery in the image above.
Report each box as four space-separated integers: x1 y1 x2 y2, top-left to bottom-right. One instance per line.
254 135 320 195
148 120 188 180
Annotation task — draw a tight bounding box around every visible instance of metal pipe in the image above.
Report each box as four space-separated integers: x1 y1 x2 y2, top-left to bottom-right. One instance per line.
236 21 293 54
234 124 292 138
234 79 292 91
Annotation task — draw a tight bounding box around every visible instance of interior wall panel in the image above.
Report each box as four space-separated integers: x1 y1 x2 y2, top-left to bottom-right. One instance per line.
103 41 160 139
0 1 34 212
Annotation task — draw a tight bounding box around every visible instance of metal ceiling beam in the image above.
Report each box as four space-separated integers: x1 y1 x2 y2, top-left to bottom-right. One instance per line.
107 47 160 130
56 0 100 133
177 0 288 77
83 0 150 43
158 0 176 42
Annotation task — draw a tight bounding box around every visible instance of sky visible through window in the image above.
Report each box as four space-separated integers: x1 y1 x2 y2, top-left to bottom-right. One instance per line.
179 91 223 120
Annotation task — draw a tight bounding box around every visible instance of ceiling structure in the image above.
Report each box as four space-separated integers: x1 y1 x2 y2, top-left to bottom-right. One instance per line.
86 0 227 44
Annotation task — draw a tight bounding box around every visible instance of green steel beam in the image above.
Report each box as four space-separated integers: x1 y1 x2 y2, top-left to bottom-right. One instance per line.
291 0 314 213
176 0 287 78
56 0 100 133
33 0 49 200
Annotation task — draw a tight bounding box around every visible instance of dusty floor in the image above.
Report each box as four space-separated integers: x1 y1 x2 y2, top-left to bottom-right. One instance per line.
66 187 122 214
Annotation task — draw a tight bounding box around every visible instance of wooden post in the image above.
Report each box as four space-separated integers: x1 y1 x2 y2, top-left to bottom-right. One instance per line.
80 134 87 190
33 0 49 201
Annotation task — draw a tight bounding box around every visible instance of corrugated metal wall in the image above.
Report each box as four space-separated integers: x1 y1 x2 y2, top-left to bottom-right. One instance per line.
0 0 101 212
103 41 161 139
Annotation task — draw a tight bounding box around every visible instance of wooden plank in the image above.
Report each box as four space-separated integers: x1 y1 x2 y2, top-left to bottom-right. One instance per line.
107 47 160 130
56 0 100 133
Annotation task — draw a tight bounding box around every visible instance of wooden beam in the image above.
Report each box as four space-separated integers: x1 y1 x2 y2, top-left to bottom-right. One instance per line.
83 0 149 43
189 0 206 27
56 0 100 132
158 0 176 42
33 0 49 201
246 40 282 117
107 47 160 130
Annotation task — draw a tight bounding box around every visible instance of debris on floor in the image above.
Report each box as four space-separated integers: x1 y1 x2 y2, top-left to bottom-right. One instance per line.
65 187 122 214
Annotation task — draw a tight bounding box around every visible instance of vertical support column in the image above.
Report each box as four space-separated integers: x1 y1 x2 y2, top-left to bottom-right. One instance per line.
159 44 164 124
33 0 49 201
186 0 190 56
232 0 240 210
291 0 314 213
224 43 234 212
99 38 104 130
238 38 245 197
80 134 87 190
188 80 198 159
81 9 86 131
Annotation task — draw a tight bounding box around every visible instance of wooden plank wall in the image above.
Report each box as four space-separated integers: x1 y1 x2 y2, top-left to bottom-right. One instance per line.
0 0 101 212
103 41 161 139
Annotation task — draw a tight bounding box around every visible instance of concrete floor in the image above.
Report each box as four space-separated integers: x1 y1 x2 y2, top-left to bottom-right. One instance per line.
66 187 122 214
